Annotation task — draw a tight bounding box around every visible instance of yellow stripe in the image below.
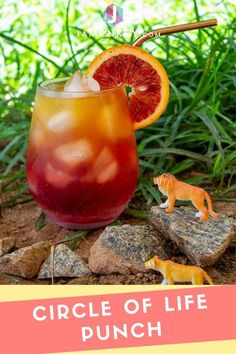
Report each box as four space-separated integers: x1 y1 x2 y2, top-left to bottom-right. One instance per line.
52 340 236 354
0 284 208 302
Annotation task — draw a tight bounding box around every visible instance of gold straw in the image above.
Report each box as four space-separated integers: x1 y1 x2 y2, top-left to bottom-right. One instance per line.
133 19 218 46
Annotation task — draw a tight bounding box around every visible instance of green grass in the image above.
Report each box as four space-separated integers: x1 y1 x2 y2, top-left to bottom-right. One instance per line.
0 1 236 209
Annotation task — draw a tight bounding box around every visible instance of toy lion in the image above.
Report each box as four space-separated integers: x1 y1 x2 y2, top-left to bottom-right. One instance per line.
145 256 214 285
153 173 220 222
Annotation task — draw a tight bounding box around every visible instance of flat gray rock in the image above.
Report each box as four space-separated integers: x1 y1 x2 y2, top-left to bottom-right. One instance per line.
0 237 15 257
0 242 50 279
38 244 91 279
88 224 169 274
149 206 235 266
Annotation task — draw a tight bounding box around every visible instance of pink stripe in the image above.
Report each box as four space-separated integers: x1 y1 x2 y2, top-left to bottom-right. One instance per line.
0 286 235 353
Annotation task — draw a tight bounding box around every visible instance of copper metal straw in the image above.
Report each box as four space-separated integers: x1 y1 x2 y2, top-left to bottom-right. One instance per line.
133 18 218 46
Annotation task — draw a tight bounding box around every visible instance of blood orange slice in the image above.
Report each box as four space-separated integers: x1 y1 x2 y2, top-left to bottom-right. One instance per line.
87 44 169 130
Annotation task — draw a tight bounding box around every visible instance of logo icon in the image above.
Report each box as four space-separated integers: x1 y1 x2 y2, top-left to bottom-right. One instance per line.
103 4 123 26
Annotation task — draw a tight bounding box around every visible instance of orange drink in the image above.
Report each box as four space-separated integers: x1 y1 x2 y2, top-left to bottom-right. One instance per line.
26 78 139 229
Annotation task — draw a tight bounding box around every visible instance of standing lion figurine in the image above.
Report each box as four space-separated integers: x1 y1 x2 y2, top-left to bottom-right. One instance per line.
153 173 220 222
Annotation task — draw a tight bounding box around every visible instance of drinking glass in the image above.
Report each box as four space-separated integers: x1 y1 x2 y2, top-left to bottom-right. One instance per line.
26 78 139 229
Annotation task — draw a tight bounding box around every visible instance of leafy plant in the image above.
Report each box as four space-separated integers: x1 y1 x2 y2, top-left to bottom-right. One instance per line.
0 0 235 210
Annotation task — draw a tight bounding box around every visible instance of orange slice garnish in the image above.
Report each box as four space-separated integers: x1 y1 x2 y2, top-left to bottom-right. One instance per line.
87 44 169 130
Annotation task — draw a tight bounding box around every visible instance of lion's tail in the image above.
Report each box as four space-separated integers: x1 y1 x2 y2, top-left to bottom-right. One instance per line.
203 271 214 285
204 191 220 219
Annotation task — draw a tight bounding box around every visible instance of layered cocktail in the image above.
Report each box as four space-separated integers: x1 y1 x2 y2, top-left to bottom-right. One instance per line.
26 79 139 228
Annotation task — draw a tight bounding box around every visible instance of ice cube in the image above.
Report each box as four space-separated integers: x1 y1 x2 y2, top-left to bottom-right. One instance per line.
31 121 45 146
95 148 118 183
46 111 76 133
81 147 118 183
45 163 74 188
64 71 88 92
86 75 100 92
54 140 93 169
100 102 131 141
101 106 117 140
64 70 100 92
96 160 118 184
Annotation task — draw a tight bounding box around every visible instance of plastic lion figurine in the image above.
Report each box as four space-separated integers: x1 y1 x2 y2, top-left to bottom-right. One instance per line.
153 173 220 222
145 256 214 285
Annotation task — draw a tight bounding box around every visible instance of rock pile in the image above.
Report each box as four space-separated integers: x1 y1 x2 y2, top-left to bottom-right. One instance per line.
0 206 235 282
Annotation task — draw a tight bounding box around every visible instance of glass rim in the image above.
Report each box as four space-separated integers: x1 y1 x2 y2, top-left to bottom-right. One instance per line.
37 77 125 98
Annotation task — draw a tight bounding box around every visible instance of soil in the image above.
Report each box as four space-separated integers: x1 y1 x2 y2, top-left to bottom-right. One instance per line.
0 201 235 285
